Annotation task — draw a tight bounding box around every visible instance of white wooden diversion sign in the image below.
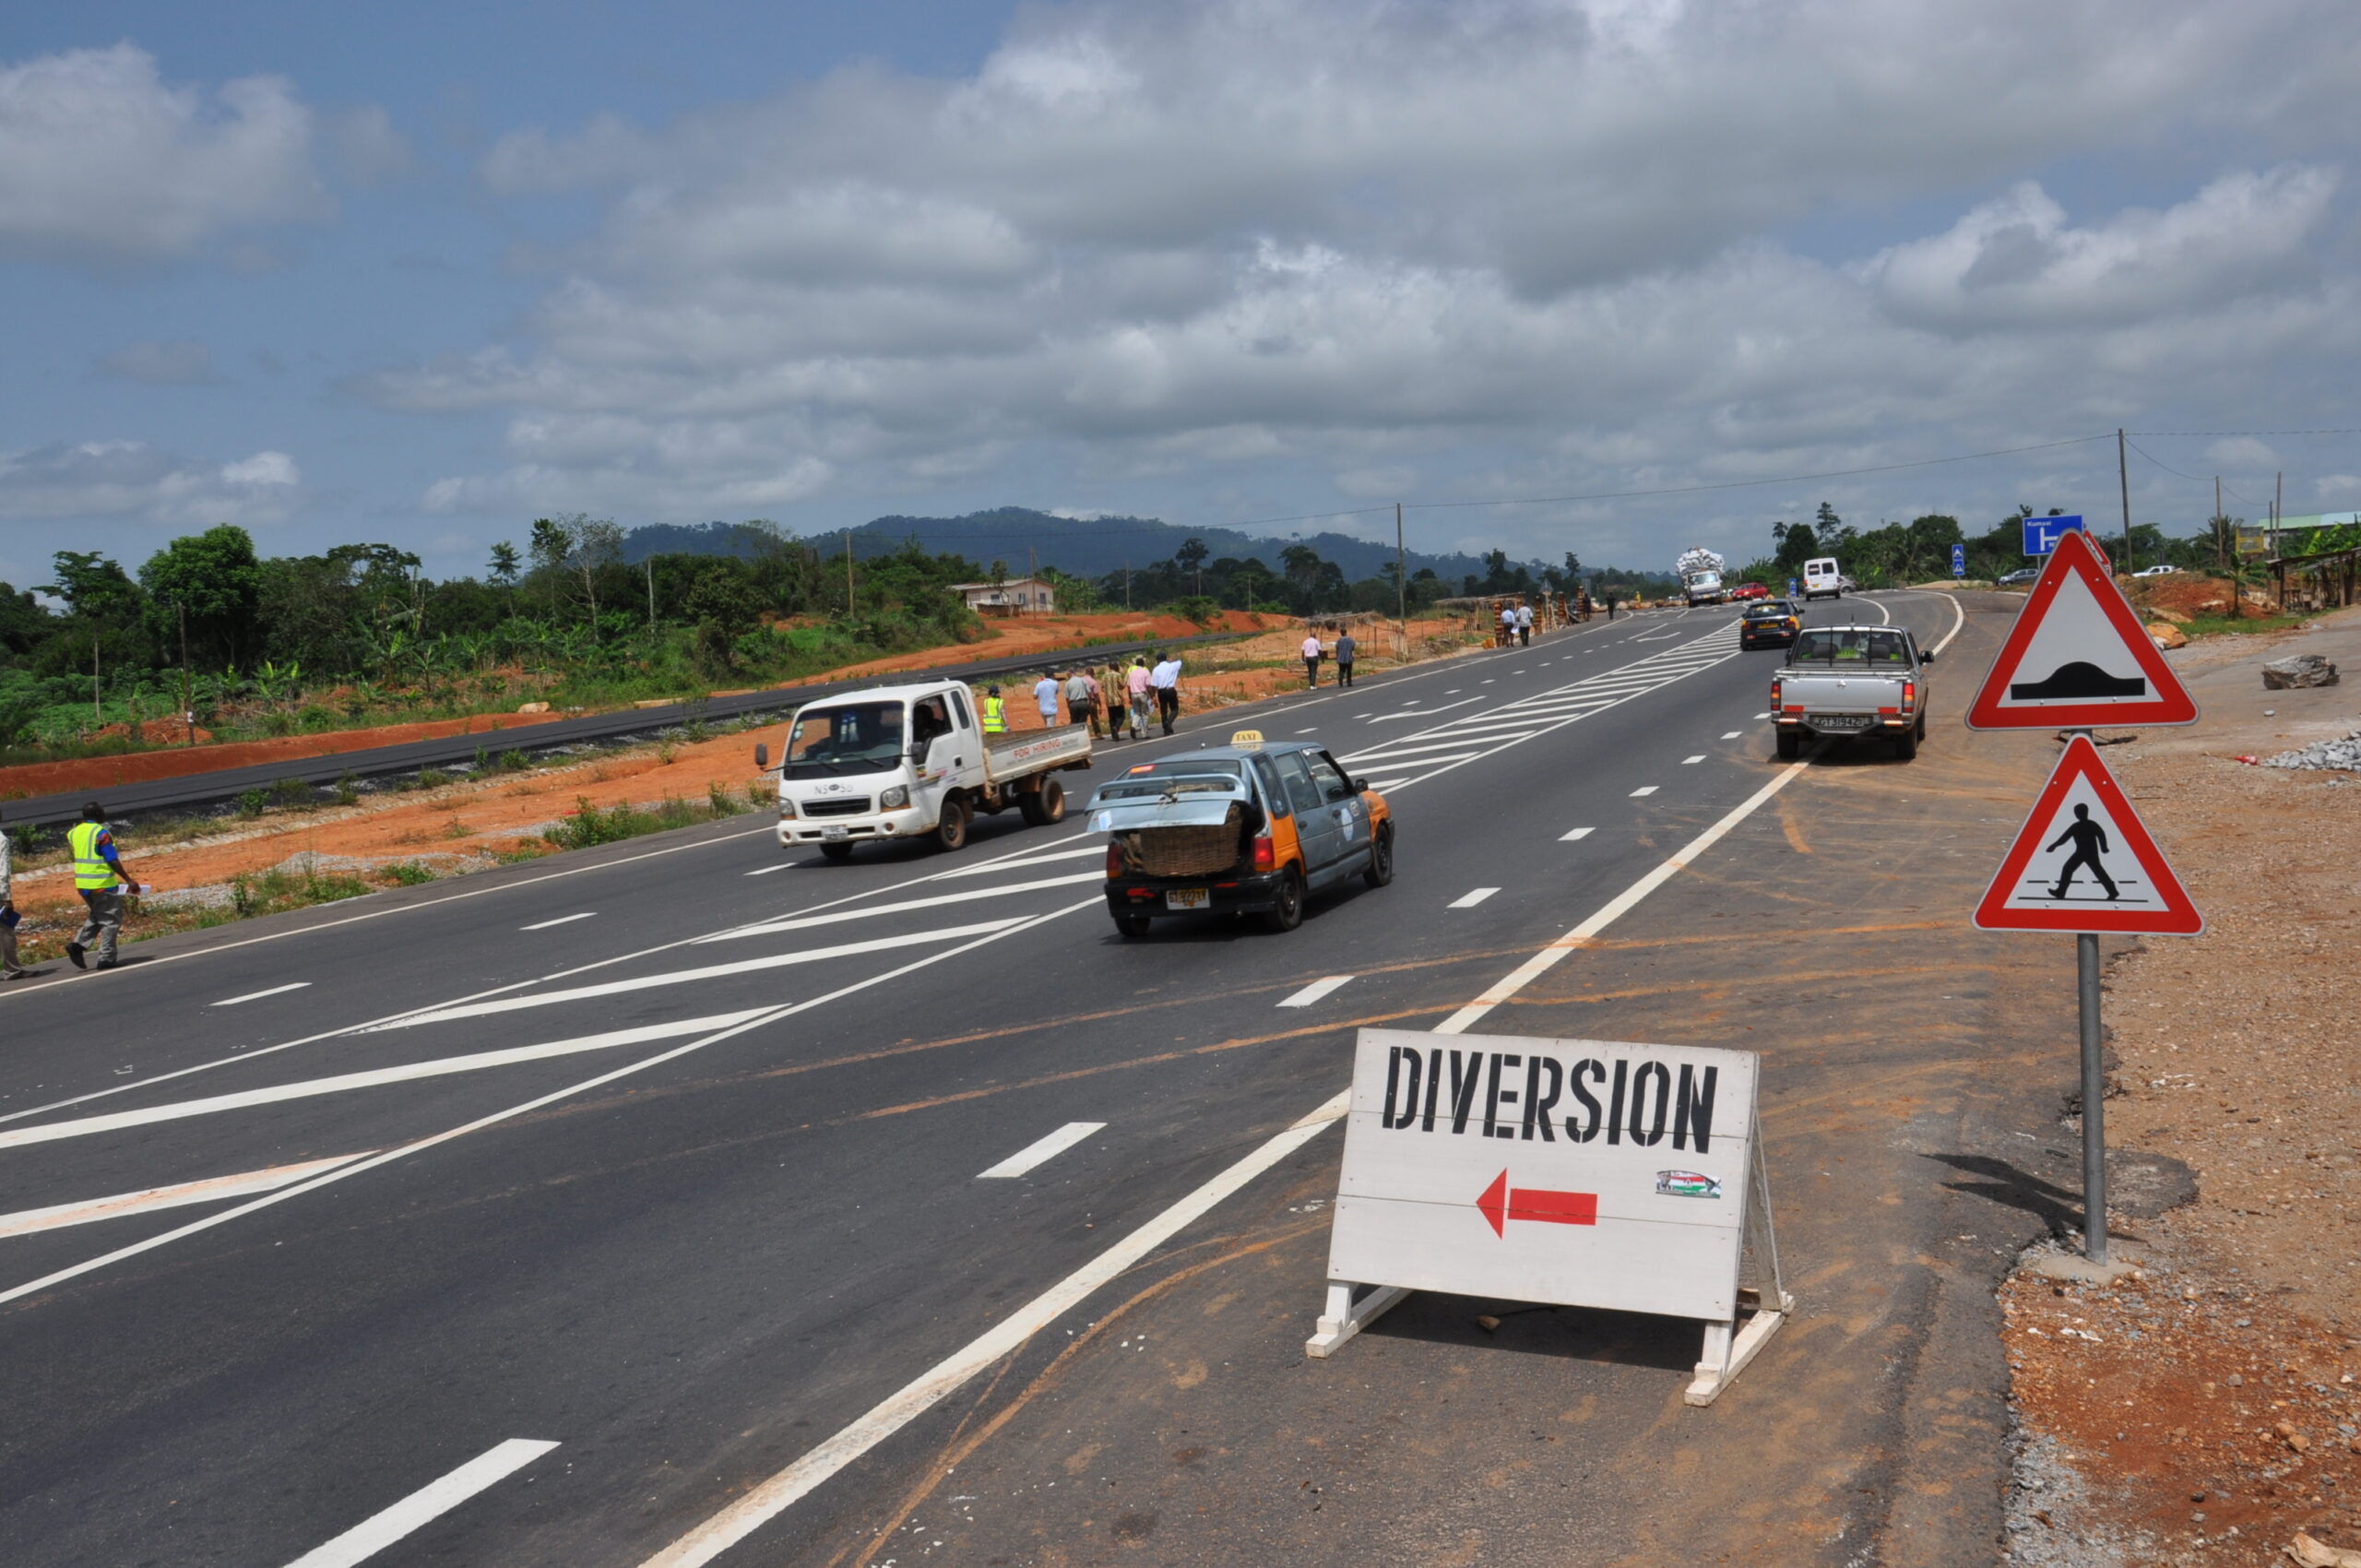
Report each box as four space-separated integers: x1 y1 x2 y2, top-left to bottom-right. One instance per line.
1308 1028 1792 1407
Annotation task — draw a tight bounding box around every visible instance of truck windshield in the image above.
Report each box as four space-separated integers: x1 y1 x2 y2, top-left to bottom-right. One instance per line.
1789 630 1911 665
786 702 906 776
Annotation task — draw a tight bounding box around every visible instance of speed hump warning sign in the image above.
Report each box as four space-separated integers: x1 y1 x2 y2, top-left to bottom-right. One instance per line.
1975 734 2202 934
1309 1028 1790 1406
1967 528 2197 730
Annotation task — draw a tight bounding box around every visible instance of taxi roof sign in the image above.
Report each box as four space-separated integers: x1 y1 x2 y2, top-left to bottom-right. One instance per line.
1228 729 1264 749
1975 734 2202 934
1966 529 2195 729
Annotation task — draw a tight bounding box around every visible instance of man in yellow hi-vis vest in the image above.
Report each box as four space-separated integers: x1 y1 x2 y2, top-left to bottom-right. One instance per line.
66 802 139 970
980 685 1006 733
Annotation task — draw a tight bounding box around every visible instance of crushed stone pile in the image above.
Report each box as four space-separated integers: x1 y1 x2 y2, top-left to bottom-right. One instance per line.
2262 729 2361 770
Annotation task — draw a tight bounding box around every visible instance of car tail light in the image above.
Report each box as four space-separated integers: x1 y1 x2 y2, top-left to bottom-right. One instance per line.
1251 834 1276 873
1769 678 1783 709
1106 840 1124 877
1902 680 1917 709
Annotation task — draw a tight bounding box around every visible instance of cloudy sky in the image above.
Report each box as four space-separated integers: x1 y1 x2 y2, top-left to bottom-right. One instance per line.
5 0 2358 590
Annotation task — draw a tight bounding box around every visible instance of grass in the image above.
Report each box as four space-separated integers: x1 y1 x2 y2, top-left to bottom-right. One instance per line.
2183 612 2313 638
538 788 748 852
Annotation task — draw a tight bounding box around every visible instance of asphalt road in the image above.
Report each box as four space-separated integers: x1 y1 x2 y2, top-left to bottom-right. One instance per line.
0 593 1976 1567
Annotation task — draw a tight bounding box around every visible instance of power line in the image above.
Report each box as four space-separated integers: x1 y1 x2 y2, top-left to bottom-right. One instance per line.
1398 434 2115 512
2127 426 2361 438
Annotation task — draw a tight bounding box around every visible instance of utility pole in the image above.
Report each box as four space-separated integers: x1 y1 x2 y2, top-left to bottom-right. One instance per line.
178 600 194 746
92 631 101 726
1027 544 1038 614
2116 428 2134 572
1394 501 1408 645
647 559 656 632
1124 560 1131 611
2274 470 2284 560
845 529 855 615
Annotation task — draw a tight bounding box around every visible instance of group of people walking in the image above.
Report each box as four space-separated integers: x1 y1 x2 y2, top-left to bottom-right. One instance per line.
982 652 1184 742
1299 628 1358 688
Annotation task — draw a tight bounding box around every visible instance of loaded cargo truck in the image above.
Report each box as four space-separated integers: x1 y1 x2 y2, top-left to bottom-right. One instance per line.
1676 546 1728 607
753 678 1093 859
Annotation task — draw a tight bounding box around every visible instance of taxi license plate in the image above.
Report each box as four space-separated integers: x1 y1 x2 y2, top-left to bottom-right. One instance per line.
1816 715 1872 731
1166 887 1210 910
822 826 850 840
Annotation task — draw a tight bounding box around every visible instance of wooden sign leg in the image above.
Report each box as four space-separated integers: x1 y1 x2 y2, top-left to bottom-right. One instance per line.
1306 1279 1410 1360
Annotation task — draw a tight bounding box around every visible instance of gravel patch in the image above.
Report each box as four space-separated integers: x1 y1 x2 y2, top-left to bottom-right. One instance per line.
2263 729 2361 770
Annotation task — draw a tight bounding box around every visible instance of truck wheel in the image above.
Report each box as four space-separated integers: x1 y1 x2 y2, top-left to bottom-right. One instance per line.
933 800 970 852
1020 778 1066 826
1363 826 1394 888
819 842 854 862
1776 731 1802 761
1261 868 1305 932
1114 913 1152 939
1892 727 1918 761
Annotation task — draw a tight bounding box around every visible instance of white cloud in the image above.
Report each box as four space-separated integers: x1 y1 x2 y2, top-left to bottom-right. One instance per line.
0 441 302 524
2207 436 2281 469
0 43 332 262
2318 474 2359 499
329 103 412 185
367 0 2361 548
97 339 220 386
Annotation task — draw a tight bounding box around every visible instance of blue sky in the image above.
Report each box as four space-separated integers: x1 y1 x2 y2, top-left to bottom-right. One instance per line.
5 0 2357 594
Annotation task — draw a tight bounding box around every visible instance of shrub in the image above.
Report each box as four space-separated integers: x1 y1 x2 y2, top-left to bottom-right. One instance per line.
334 771 360 806
236 788 267 819
382 861 436 885
270 777 313 808
415 768 451 790
499 749 530 772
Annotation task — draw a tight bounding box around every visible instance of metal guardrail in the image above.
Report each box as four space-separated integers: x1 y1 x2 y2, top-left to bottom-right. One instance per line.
2 627 1255 832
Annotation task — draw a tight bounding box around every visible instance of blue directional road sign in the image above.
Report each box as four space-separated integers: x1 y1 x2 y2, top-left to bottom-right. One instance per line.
1952 543 1967 577
2023 514 2087 557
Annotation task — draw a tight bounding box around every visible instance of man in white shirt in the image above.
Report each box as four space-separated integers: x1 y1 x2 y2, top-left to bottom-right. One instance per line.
1499 604 1516 646
1033 672 1062 728
1149 653 1183 736
1514 603 1534 647
1299 632 1323 688
0 807 21 979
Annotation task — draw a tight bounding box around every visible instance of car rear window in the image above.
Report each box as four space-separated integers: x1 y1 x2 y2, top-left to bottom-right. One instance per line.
1790 630 1911 664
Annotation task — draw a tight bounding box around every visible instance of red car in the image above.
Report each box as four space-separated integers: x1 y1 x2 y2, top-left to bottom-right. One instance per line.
1730 582 1771 601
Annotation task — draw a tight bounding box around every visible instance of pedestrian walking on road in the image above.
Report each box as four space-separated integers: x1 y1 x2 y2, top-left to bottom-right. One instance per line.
1100 662 1125 735
1300 631 1323 688
1606 592 1619 621
1125 657 1153 741
65 802 139 970
1334 629 1357 688
981 685 1007 732
1033 671 1062 729
1498 604 1516 647
1150 652 1183 736
1064 668 1099 735
1515 603 1534 647
2046 804 2119 901
0 807 25 980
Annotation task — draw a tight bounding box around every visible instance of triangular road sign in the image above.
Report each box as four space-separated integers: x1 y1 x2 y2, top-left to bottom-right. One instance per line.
1966 529 2196 729
1975 735 2202 934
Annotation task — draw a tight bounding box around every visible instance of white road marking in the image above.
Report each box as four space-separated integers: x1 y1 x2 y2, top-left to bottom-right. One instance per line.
712 872 1105 939
284 1438 560 1568
1365 696 1482 722
1295 727 1318 734
635 1091 1348 1568
1682 754 1706 765
1365 778 1412 791
1436 754 1816 1034
1559 827 1594 841
0 1154 369 1239
930 843 1106 880
1630 785 1659 796
1276 974 1355 1008
0 898 1104 1310
744 862 797 876
1722 731 1743 739
374 921 1028 1028
1448 888 1498 909
976 1122 1106 1179
212 981 312 1007
520 912 596 932
0 1013 773 1152
1756 711 1772 719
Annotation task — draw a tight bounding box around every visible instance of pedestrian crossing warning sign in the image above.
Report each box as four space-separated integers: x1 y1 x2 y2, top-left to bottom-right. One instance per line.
1965 529 2198 729
1975 734 2202 934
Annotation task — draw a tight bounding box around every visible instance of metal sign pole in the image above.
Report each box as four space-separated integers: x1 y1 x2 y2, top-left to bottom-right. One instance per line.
2077 930 2107 1264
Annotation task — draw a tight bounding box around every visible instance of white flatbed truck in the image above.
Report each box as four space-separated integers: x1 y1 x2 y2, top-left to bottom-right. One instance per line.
754 677 1094 859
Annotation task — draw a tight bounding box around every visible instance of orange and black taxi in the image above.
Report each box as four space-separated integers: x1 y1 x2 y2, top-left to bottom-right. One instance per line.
1084 731 1394 936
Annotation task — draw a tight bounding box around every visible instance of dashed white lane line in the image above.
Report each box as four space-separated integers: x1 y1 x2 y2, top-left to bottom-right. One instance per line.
0 1154 370 1240
0 1013 773 1153
635 1091 1348 1568
212 981 312 1007
977 1122 1106 1179
1295 727 1318 734
520 912 596 932
1722 731 1743 739
1682 754 1706 765
744 863 797 877
1448 888 1499 909
374 921 1027 1029
1276 974 1355 1008
709 873 1105 940
1559 827 1595 841
1631 785 1659 797
285 1438 561 1568
1755 711 1772 719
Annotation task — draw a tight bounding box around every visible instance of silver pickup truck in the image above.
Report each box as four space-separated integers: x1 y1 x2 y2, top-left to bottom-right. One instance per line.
1770 625 1935 760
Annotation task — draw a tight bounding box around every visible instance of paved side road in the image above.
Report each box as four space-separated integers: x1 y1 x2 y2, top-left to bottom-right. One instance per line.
0 595 2070 1566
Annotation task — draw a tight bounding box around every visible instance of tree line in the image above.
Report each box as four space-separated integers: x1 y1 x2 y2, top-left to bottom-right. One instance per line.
1731 502 2236 589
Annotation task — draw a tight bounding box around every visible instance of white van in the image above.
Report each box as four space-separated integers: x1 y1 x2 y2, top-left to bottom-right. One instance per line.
1801 557 1844 600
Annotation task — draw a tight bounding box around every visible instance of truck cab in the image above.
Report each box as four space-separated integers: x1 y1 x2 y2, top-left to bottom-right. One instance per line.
759 678 1091 860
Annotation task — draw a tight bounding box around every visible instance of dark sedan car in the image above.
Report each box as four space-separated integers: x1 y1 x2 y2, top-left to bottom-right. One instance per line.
1740 599 1803 648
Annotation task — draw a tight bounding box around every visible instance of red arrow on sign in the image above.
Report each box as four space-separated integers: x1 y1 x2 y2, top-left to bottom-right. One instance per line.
1476 1170 1599 1237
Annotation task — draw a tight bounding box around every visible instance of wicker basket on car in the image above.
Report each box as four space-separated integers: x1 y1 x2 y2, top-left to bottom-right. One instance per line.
1119 804 1244 878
